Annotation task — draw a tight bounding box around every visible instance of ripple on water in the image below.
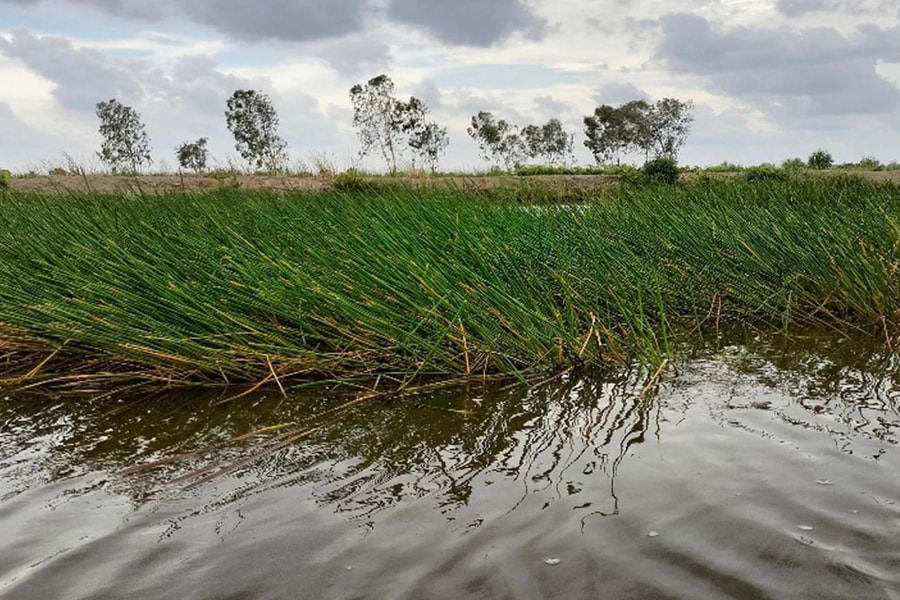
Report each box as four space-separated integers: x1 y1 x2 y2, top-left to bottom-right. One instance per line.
1 338 900 599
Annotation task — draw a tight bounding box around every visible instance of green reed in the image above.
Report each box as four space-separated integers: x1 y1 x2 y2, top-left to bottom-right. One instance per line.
1 176 898 387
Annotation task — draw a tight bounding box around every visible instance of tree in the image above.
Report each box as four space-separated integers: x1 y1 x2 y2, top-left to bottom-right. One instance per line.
584 98 693 164
467 111 526 170
807 149 833 170
400 96 449 173
225 90 288 172
95 99 152 173
644 98 694 160
522 118 575 166
408 120 449 173
351 75 444 173
175 137 208 173
583 100 650 165
350 75 408 173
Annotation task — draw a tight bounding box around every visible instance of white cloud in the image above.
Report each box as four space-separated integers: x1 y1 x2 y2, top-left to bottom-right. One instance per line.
2 0 900 172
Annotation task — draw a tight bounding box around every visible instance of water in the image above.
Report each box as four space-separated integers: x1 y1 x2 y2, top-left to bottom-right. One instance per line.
1 337 899 599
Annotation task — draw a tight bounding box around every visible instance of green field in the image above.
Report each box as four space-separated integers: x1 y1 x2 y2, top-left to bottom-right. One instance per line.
1 177 898 391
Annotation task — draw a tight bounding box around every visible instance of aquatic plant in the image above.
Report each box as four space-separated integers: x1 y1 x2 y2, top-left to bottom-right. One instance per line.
1 177 898 390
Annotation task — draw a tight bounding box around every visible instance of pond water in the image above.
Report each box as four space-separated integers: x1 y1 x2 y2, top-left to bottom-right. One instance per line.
1 337 899 599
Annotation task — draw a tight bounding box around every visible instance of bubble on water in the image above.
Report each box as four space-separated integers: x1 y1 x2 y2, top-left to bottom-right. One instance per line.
798 525 814 531
544 558 561 566
850 510 860 514
816 480 833 486
647 531 660 538
345 566 354 571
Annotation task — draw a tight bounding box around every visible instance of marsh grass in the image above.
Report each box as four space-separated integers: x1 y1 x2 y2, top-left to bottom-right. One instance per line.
1 177 898 391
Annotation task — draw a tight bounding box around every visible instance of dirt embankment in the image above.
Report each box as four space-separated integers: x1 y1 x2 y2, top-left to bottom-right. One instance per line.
2 173 623 195
6 171 900 195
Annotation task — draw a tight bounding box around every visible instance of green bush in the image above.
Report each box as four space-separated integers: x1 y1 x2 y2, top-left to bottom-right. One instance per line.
808 149 834 170
641 157 679 185
857 156 881 170
781 158 806 171
332 169 372 193
744 164 789 183
0 170 10 190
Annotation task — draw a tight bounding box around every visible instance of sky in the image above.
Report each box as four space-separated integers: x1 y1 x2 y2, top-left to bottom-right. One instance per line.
1 0 900 172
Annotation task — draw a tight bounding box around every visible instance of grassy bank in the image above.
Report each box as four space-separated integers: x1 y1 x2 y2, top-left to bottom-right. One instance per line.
1 177 899 391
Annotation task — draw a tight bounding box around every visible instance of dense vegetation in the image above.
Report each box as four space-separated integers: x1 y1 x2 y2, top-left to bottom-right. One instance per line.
1 176 899 390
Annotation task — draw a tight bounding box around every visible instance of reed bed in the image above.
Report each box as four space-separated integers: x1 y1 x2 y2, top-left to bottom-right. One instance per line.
1 177 898 390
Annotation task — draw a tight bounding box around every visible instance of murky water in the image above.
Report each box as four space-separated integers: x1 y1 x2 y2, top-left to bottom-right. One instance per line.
2 337 899 599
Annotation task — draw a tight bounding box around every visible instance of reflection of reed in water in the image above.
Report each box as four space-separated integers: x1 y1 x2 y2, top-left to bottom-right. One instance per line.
298 366 660 523
5 333 895 526
0 366 663 524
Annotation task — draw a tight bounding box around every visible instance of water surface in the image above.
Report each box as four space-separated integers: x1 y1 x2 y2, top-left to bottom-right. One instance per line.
1 336 899 599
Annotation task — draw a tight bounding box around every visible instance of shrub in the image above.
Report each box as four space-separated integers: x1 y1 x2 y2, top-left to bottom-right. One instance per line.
332 169 371 193
744 164 789 182
858 156 881 170
642 157 679 185
781 157 806 171
807 149 834 170
0 169 9 190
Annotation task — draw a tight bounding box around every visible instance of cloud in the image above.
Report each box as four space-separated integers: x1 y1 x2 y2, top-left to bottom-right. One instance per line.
300 34 392 77
774 0 896 17
0 101 78 168
1 0 370 43
656 13 900 119
411 79 443 110
2 0 547 47
594 82 649 106
0 28 143 110
0 28 345 168
385 0 547 46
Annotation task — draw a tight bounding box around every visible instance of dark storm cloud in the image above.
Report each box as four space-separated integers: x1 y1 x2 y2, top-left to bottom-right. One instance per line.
1 0 369 43
386 0 547 46
656 13 900 118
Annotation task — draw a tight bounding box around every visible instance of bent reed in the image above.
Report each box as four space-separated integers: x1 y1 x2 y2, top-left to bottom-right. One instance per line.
1 177 898 391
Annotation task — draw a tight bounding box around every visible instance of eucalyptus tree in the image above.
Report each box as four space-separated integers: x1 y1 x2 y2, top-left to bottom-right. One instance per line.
95 99 153 173
584 98 694 164
467 111 526 170
175 137 208 173
644 98 694 160
583 100 650 165
522 118 575 166
225 89 288 172
350 75 448 173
